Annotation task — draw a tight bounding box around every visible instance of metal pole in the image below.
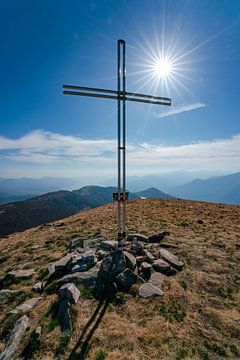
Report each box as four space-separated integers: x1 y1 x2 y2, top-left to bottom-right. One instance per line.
117 39 121 239
122 40 126 239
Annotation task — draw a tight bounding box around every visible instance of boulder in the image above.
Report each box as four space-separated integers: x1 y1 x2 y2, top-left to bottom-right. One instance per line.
124 251 136 271
59 283 80 304
96 249 109 260
58 300 72 333
159 242 178 249
98 250 126 281
4 269 35 285
69 237 84 252
81 250 96 266
127 233 148 242
71 263 88 273
0 315 29 360
48 254 72 278
139 283 164 298
10 297 43 314
148 231 170 243
152 259 171 274
115 269 138 291
130 239 145 255
139 262 152 280
100 240 118 251
32 281 46 293
142 249 155 263
58 267 99 288
159 249 184 270
0 290 22 304
149 271 165 289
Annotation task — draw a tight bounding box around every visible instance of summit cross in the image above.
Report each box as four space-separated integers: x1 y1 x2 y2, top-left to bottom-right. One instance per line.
63 39 171 243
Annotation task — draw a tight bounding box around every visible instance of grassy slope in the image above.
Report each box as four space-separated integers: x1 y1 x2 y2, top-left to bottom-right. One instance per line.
0 199 239 360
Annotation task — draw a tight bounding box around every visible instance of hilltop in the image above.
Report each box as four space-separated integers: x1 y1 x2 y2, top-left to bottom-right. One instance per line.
0 186 173 238
0 198 239 360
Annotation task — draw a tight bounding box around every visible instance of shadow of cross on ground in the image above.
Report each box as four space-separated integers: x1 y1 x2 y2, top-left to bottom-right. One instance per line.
67 300 109 360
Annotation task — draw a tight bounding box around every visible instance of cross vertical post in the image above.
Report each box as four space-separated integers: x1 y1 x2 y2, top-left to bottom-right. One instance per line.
62 39 171 245
117 39 127 241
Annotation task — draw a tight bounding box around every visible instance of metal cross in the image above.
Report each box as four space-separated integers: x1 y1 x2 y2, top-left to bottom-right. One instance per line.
63 39 171 243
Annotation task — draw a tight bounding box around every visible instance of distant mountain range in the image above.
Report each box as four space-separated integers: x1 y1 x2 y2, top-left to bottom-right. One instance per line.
172 172 240 204
0 186 173 237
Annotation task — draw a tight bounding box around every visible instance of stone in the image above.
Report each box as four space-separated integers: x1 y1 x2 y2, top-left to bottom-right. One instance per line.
32 281 46 293
59 283 80 304
159 249 184 270
48 254 72 277
160 242 178 249
0 315 29 360
69 237 84 251
152 259 171 274
149 271 165 289
4 269 35 285
0 290 22 304
10 297 42 314
127 233 148 242
124 251 136 271
148 231 170 243
58 267 99 288
96 249 108 260
100 240 118 251
30 244 40 250
140 261 152 271
82 250 96 266
130 239 145 255
136 256 145 264
71 263 88 273
142 249 155 263
98 250 126 281
116 269 138 291
139 283 164 298
58 300 72 333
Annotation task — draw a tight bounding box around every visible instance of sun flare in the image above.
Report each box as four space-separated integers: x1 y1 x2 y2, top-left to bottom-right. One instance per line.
153 58 172 78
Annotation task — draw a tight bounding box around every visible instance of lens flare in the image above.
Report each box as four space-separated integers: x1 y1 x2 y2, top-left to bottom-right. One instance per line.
153 58 172 79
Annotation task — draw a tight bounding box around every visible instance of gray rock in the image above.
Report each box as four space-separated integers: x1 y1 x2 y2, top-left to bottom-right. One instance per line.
100 240 118 251
148 231 170 243
71 263 88 273
82 250 96 266
0 315 29 360
59 283 80 304
152 259 171 274
96 249 108 260
115 269 138 290
4 269 35 285
142 249 155 263
127 233 148 242
160 242 178 249
140 262 152 271
30 244 40 250
124 251 136 271
58 300 72 333
0 290 22 304
139 262 152 280
130 238 145 255
48 254 72 277
139 283 164 298
58 267 99 288
98 250 126 281
10 297 42 314
69 237 84 252
149 271 165 289
32 281 46 293
159 249 184 270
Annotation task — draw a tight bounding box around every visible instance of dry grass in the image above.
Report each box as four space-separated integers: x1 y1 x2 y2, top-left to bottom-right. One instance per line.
0 198 239 359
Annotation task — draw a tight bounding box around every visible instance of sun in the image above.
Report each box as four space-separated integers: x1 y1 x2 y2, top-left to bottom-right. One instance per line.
153 58 172 78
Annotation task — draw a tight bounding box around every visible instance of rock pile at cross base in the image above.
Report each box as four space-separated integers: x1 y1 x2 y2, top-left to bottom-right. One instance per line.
0 232 184 359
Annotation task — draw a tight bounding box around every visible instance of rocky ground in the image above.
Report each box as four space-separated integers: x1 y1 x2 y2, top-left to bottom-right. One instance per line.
0 198 239 360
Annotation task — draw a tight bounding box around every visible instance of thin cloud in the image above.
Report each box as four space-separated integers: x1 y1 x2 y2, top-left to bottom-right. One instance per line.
0 130 239 173
154 102 205 118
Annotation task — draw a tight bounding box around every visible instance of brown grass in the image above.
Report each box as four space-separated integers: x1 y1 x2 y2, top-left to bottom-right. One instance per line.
0 198 240 359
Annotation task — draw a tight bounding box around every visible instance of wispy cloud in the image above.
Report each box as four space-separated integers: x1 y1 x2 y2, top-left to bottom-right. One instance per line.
0 130 239 175
154 102 205 118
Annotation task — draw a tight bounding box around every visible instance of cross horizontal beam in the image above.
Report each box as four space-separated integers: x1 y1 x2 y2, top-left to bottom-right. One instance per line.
63 84 171 106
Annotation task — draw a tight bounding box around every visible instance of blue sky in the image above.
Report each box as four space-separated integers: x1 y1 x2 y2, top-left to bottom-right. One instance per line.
0 0 240 179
